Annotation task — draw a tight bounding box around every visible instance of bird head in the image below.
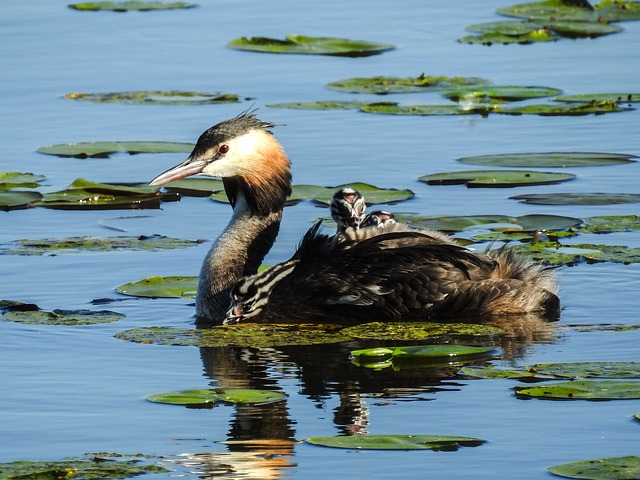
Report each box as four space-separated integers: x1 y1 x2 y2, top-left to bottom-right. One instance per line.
330 187 367 231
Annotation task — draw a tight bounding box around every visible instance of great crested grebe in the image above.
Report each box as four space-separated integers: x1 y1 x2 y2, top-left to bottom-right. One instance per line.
150 112 560 324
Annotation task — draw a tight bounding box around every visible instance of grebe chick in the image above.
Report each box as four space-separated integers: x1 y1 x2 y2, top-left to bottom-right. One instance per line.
149 112 560 325
330 187 367 235
362 210 397 228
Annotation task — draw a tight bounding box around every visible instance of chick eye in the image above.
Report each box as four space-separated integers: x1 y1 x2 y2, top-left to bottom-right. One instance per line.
218 144 229 155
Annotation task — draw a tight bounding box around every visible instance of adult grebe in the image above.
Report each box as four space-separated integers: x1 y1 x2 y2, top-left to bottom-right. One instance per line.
150 112 560 324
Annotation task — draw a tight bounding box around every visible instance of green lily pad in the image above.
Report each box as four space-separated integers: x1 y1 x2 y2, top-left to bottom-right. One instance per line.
441 85 562 103
458 152 637 167
578 215 640 234
501 100 630 115
115 324 351 347
146 388 286 406
211 182 414 205
553 93 640 103
0 172 46 189
342 322 504 341
305 434 485 451
513 242 640 265
465 20 548 35
0 235 199 256
0 191 43 211
528 362 640 379
409 214 581 234
361 102 497 116
461 365 543 379
515 380 640 400
419 170 575 188
352 345 499 369
325 74 490 94
459 29 558 45
595 0 640 21
267 100 368 110
511 193 640 205
548 455 640 479
497 1 600 22
2 308 124 325
0 455 167 479
68 1 197 11
64 90 240 105
550 20 624 37
227 34 394 57
37 141 194 158
40 178 178 210
116 276 198 298
159 177 224 197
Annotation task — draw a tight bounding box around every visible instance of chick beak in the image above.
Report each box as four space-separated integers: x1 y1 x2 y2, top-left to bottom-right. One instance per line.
223 304 244 325
149 155 208 186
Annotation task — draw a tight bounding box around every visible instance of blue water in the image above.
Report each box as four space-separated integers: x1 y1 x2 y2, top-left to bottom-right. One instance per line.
2 1 640 478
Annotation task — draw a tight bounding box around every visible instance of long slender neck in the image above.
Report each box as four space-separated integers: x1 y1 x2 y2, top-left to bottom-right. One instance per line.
195 181 287 323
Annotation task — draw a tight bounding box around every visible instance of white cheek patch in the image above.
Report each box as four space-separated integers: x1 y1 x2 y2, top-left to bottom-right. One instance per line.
200 130 267 178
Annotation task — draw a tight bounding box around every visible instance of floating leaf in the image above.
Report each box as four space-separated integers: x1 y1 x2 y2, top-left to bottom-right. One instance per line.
146 388 286 406
342 322 503 341
0 191 43 211
409 213 580 233
497 1 599 22
116 276 198 298
595 0 640 21
2 308 124 325
267 100 368 110
0 456 167 479
458 152 637 168
306 434 485 451
441 85 562 102
553 93 640 104
37 141 194 158
465 20 548 35
352 345 499 369
511 193 640 205
361 102 496 116
548 455 640 479
419 170 575 188
515 380 640 400
502 101 630 115
528 362 640 379
68 1 197 11
227 35 394 57
0 235 199 256
549 20 624 37
462 365 543 379
325 75 490 94
578 215 640 234
459 29 558 45
64 91 240 105
513 242 640 265
0 172 46 189
115 324 351 347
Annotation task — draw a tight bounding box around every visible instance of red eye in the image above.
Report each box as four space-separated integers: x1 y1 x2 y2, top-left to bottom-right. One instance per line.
218 144 229 155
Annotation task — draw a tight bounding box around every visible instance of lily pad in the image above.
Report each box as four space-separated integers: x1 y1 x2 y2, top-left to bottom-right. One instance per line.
0 172 46 189
501 100 629 115
325 74 490 94
0 191 43 211
342 322 504 341
305 434 485 451
548 455 640 479
409 213 581 234
0 235 199 256
515 380 640 400
457 152 637 168
549 20 624 37
553 93 640 104
419 170 575 188
578 215 640 234
361 102 496 116
352 345 500 369
462 365 543 380
459 29 558 45
267 100 368 110
116 276 198 298
0 455 167 479
528 362 640 379
37 141 194 158
159 177 224 197
465 20 548 35
227 35 394 57
497 1 600 22
211 182 414 205
511 193 640 205
68 1 197 11
513 242 640 265
441 85 562 103
40 178 178 210
115 324 351 347
2 308 124 325
146 388 286 406
64 91 240 105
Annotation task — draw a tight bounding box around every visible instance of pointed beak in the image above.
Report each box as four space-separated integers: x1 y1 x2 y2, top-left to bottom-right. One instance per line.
223 304 244 325
149 156 208 186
